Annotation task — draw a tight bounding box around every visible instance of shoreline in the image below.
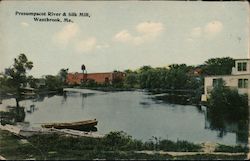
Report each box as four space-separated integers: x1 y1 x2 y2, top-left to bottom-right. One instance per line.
0 129 247 160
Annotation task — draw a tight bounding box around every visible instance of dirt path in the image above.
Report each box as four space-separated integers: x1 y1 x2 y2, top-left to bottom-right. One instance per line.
201 142 217 153
135 150 245 156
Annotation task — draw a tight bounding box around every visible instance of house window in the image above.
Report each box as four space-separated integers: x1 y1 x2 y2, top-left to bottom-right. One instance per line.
238 79 248 88
237 62 247 71
212 78 222 87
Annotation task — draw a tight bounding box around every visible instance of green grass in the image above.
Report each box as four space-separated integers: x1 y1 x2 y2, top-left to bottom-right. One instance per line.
174 154 246 160
0 130 247 160
214 144 248 153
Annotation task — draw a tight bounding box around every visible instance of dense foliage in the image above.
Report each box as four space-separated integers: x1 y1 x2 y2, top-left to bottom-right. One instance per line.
0 107 25 125
3 54 33 107
0 130 246 160
1 56 236 94
215 144 248 153
207 79 248 121
201 57 235 75
123 64 202 90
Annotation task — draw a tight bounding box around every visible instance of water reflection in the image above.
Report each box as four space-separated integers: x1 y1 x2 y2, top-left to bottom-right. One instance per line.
0 90 248 145
152 93 194 105
0 106 25 125
61 92 68 104
205 107 248 145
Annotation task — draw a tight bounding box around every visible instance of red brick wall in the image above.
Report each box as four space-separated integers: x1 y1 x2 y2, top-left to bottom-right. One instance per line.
66 73 84 85
66 72 112 85
66 72 125 85
87 73 112 84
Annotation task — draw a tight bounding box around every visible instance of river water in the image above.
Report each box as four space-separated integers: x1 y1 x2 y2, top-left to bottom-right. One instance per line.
0 89 247 145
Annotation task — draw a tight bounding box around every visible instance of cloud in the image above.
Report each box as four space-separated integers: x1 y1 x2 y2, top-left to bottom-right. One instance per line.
114 30 132 43
136 22 164 36
188 20 223 41
186 38 194 43
204 20 223 37
75 37 97 53
20 22 29 27
190 27 202 38
52 23 79 45
96 43 110 49
114 21 164 45
204 21 223 34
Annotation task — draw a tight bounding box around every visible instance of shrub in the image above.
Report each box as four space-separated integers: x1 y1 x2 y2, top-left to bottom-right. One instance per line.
215 144 248 153
207 79 248 120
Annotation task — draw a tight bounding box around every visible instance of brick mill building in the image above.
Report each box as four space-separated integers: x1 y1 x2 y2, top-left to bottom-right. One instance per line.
66 71 126 85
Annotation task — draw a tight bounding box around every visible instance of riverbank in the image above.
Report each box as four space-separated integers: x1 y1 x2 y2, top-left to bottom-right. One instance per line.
70 86 138 92
66 86 202 106
0 129 247 160
0 88 62 100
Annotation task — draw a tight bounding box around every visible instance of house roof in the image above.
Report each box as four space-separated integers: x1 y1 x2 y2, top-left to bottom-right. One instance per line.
205 73 250 78
234 58 250 61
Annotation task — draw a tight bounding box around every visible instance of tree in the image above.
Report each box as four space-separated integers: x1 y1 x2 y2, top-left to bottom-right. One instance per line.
44 75 63 91
206 79 248 137
166 64 193 89
124 72 138 88
202 57 235 75
5 54 33 107
138 66 153 88
58 68 69 85
27 75 38 88
112 71 124 88
208 79 248 120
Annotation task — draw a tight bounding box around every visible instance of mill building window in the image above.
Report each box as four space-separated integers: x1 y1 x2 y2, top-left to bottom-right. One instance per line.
238 79 248 88
237 62 247 71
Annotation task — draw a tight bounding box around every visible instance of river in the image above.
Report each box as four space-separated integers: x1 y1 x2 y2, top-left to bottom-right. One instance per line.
0 89 247 145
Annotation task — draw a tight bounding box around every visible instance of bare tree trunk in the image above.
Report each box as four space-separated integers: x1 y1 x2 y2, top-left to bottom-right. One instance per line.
16 87 21 108
15 97 19 108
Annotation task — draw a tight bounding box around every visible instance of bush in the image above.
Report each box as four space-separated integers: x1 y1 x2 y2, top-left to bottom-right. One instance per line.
158 139 202 152
207 79 248 120
0 107 25 125
103 131 134 150
215 144 248 153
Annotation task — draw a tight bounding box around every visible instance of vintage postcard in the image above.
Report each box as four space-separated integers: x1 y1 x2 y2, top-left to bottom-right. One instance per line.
0 0 249 160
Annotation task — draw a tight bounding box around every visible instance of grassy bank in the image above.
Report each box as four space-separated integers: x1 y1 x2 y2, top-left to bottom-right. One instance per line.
215 144 248 153
0 130 247 160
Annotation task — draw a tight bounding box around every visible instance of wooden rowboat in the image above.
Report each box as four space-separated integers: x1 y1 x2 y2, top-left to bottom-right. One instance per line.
41 119 98 131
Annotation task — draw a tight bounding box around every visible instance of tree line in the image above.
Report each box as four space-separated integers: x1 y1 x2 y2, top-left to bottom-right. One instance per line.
0 54 236 106
122 57 235 90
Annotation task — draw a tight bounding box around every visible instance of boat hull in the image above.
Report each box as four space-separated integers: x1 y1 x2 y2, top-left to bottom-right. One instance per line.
41 120 98 131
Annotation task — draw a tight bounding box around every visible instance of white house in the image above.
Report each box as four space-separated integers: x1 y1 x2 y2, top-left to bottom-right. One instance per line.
201 59 250 105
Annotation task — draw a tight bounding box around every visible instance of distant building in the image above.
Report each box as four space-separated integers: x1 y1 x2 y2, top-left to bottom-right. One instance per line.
66 71 126 85
35 78 46 88
202 59 250 105
193 66 203 76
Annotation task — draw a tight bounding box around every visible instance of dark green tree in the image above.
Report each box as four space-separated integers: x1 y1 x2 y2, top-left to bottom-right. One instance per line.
58 68 69 85
27 75 38 88
124 72 138 88
112 71 124 88
138 66 153 88
208 79 248 120
4 54 33 107
44 75 63 91
202 57 235 75
166 64 193 89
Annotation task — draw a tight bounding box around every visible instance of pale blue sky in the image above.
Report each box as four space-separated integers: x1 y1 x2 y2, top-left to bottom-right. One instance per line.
0 1 249 77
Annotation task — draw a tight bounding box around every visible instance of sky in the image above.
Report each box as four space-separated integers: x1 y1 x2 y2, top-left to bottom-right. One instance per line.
0 1 249 78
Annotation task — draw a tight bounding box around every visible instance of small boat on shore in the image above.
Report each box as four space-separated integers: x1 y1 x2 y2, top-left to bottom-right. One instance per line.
41 119 98 131
0 124 103 138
